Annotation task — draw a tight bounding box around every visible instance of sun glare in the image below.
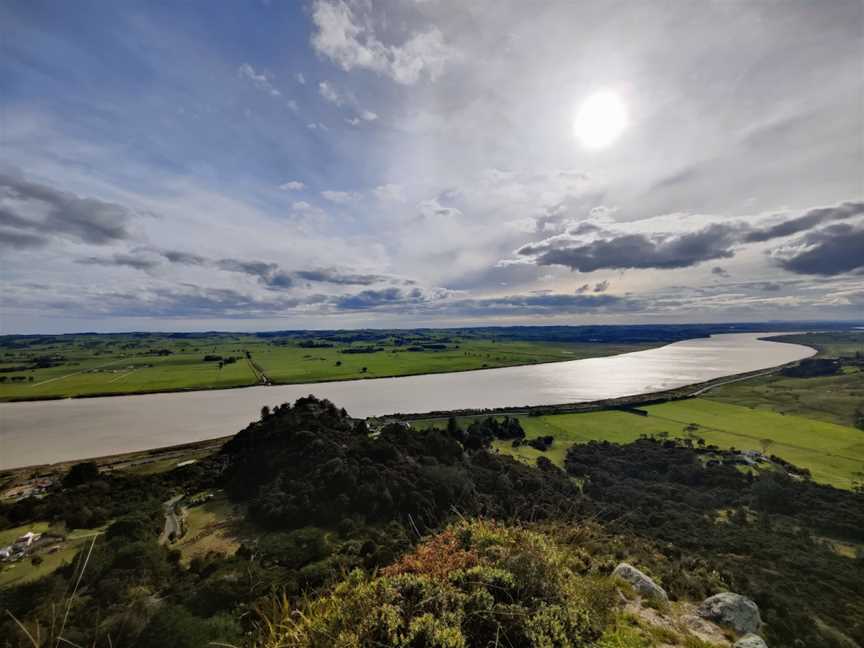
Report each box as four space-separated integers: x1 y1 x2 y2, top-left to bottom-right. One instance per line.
573 90 628 149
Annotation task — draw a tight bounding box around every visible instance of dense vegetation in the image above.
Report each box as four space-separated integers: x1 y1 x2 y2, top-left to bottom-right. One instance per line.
2 395 863 647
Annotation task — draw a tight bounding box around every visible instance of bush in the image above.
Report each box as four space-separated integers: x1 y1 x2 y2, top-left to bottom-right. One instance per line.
254 520 617 648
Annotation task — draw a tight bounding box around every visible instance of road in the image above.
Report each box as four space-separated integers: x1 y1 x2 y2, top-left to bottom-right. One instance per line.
159 494 184 544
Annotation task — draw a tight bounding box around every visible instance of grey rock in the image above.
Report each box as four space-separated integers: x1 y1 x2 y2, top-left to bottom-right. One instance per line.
611 562 668 601
699 592 762 635
734 634 768 648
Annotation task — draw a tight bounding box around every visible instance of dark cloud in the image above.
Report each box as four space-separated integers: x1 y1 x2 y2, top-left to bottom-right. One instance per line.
335 287 426 310
153 250 395 290
774 224 864 276
295 268 389 285
0 172 132 247
743 201 864 243
215 259 293 290
711 266 730 278
0 228 49 249
162 250 207 265
442 292 636 316
752 281 783 291
515 201 864 274
575 280 609 293
521 223 741 272
77 254 160 271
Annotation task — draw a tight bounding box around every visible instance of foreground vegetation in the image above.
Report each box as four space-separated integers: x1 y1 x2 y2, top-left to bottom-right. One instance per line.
0 329 665 401
2 396 862 647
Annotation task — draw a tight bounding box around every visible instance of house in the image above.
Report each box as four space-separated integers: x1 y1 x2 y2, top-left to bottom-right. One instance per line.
15 531 42 547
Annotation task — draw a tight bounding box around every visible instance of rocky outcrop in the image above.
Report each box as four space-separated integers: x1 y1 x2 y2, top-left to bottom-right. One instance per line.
734 634 768 648
699 592 762 635
612 562 668 601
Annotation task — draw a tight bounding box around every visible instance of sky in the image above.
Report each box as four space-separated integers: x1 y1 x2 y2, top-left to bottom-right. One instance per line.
1 0 863 334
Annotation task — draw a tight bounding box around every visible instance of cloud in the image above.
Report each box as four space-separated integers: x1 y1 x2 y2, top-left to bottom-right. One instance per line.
441 292 636 316
771 224 864 276
215 258 293 289
295 268 390 286
335 286 427 310
318 80 345 105
77 254 160 271
743 201 864 243
0 172 133 248
295 72 306 85
514 200 864 274
418 198 463 218
374 184 405 202
575 281 609 294
238 63 280 96
520 223 742 272
136 249 403 290
311 0 455 84
360 110 378 121
162 250 207 265
0 229 49 250
321 189 358 204
711 266 730 278
279 180 305 191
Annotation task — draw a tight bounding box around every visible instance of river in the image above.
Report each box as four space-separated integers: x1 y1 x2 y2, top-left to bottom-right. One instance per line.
0 332 815 469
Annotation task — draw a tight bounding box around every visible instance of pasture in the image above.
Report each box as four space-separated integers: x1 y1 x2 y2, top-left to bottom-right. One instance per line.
418 398 864 489
0 332 653 400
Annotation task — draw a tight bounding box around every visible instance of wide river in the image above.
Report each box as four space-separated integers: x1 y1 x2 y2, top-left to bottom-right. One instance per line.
0 332 814 469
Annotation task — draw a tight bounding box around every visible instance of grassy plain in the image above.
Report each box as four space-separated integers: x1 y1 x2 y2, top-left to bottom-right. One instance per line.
417 398 864 489
0 333 653 400
174 497 242 565
705 332 864 427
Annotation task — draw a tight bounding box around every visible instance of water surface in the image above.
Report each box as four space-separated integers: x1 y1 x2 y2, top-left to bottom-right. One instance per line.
0 332 814 469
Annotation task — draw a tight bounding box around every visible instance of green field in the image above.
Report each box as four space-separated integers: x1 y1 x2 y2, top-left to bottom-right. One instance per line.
769 331 864 358
418 398 864 489
0 332 653 400
705 332 864 427
0 522 102 588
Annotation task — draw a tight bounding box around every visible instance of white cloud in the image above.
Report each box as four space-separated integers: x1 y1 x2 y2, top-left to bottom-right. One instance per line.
373 184 405 202
321 190 359 204
295 72 306 85
418 198 463 218
360 110 378 121
318 80 345 105
237 63 280 96
310 0 455 84
279 180 305 191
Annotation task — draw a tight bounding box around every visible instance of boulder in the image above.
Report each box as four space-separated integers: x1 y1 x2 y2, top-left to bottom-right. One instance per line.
699 592 762 635
734 634 768 648
611 562 668 601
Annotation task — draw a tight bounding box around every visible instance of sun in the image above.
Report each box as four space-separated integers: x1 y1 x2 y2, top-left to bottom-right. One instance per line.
573 90 628 149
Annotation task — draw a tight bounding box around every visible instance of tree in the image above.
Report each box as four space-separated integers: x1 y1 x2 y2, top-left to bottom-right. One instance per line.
261 405 271 420
63 461 100 487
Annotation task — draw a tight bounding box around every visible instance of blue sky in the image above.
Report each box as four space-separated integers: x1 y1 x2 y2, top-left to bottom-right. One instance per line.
2 0 863 333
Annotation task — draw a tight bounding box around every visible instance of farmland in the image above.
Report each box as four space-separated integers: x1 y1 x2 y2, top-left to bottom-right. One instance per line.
416 398 864 489
704 332 864 427
0 331 657 400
